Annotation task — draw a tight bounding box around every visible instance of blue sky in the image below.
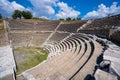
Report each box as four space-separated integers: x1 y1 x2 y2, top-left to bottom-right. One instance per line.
0 0 120 20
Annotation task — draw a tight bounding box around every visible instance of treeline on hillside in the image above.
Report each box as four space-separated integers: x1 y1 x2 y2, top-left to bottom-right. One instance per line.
59 17 81 21
12 10 33 19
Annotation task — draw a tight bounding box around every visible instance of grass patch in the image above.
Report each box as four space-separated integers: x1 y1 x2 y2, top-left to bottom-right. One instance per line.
14 47 48 75
0 23 3 27
0 21 4 29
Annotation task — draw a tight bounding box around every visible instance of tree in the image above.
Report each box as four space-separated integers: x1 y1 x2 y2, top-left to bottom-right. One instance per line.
66 17 72 21
59 18 64 21
76 17 81 20
22 11 32 19
72 18 76 21
12 10 22 19
0 13 2 19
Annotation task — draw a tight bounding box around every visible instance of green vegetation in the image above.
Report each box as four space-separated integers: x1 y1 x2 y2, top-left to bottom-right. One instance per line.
0 21 3 27
59 17 81 21
0 13 2 19
66 17 72 21
12 10 33 19
59 18 65 21
22 11 32 19
0 20 4 31
12 10 22 19
104 25 110 30
14 47 48 74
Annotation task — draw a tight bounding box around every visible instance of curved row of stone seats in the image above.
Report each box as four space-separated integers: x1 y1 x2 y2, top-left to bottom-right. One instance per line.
44 36 90 79
59 39 89 79
47 38 76 58
56 37 81 56
52 35 90 79
22 34 102 80
47 32 70 46
44 35 71 53
71 38 103 80
47 34 85 58
47 34 102 79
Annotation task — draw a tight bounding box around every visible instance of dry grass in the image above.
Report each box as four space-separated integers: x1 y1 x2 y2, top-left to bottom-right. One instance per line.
0 20 4 29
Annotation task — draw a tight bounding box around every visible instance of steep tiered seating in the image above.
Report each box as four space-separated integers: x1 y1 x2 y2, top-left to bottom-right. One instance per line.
71 37 102 80
35 21 60 31
82 14 120 30
22 34 103 80
10 32 52 48
47 32 70 44
9 20 34 30
9 33 32 48
30 32 52 47
9 20 60 31
57 21 86 33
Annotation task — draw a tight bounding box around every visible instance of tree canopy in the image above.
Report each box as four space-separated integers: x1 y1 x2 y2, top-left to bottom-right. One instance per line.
0 13 2 19
12 10 22 19
12 10 32 19
22 11 32 19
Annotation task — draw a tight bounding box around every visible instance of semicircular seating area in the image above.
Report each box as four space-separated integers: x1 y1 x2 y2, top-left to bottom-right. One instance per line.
22 33 103 80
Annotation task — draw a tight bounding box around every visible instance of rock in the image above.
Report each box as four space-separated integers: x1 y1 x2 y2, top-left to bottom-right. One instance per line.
99 60 111 71
110 62 120 77
94 69 118 80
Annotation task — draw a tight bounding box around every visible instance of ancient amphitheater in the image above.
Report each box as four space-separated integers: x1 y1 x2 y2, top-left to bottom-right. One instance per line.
0 14 120 80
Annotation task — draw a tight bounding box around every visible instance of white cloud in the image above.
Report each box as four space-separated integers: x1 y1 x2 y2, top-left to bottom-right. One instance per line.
0 0 26 17
29 0 58 18
55 2 80 19
0 0 80 19
82 2 120 20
